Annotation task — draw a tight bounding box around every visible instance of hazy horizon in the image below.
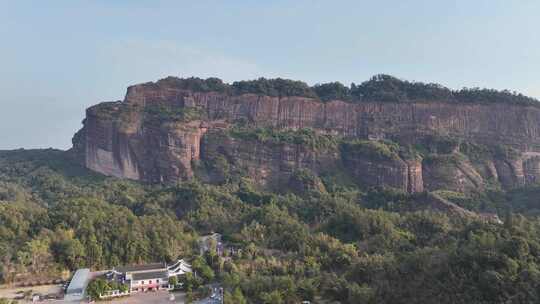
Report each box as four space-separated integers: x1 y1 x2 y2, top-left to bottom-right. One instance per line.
1 0 539 150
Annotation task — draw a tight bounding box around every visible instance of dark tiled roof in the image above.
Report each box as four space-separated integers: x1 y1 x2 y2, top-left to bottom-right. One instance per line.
131 271 168 281
116 263 166 273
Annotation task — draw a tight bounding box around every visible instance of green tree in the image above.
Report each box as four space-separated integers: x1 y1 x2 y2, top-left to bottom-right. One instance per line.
169 275 178 289
53 238 86 270
85 235 102 268
224 287 247 304
260 290 284 304
86 278 108 300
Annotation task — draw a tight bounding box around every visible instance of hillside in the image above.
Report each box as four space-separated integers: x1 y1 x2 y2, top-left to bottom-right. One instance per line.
3 75 540 303
3 147 540 303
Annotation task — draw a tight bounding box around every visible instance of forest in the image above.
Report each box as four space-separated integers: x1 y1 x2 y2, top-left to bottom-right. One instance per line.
152 75 539 106
2 148 540 303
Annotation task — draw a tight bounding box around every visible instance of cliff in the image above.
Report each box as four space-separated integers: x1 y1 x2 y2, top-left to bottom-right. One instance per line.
73 77 540 193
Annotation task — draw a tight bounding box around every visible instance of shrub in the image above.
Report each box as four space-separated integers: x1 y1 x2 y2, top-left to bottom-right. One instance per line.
341 140 401 161
232 78 317 99
229 127 339 150
313 82 352 102
156 76 230 93
421 135 460 154
144 104 206 123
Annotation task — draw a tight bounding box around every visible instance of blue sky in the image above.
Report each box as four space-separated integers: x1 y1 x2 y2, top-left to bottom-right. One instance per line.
1 0 539 149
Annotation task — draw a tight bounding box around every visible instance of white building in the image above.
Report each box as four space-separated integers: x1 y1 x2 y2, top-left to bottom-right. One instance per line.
115 260 192 292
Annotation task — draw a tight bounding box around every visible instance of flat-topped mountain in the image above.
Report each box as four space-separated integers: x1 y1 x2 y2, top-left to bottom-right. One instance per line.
72 75 540 193
5 76 540 304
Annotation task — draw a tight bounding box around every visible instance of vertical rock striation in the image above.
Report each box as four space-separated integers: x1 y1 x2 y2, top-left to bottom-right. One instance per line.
73 79 540 193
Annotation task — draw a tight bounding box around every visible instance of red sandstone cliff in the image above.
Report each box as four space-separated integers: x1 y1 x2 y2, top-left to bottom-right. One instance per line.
73 80 540 193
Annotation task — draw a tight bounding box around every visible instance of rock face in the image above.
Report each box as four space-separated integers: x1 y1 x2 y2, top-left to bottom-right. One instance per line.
422 156 484 192
84 103 141 180
73 80 540 192
123 83 540 150
200 129 339 189
341 145 424 193
83 101 209 183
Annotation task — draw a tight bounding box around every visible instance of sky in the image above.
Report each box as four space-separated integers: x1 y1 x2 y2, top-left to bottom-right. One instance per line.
1 0 539 150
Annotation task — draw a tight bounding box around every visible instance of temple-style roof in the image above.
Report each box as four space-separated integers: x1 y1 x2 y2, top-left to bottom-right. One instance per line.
131 270 168 281
168 259 192 275
116 263 166 273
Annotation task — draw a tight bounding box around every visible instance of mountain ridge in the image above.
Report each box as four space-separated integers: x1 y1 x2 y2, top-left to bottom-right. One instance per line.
73 75 540 194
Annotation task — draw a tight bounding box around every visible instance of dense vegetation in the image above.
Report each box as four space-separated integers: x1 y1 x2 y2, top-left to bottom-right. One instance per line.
228 126 339 150
86 278 129 299
152 75 539 106
226 126 422 162
144 104 206 123
341 140 403 162
3 149 540 303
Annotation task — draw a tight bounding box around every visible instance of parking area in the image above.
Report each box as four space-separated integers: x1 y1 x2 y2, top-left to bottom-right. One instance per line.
0 284 63 302
104 290 186 304
0 285 188 304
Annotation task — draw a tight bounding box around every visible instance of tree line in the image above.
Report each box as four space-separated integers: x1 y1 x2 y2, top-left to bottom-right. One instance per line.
151 74 539 106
